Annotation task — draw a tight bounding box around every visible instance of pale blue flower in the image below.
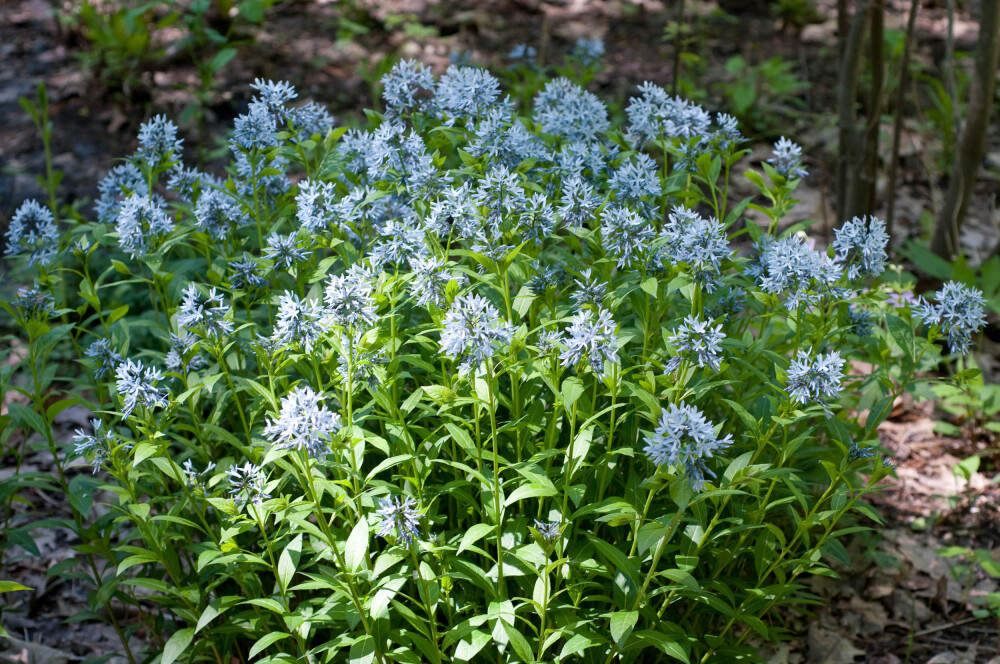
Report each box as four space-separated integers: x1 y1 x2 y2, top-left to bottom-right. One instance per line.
786 349 845 405
768 137 808 179
427 183 481 240
13 285 55 320
323 270 378 330
250 78 297 109
271 292 327 353
527 263 564 296
115 359 169 418
571 268 607 307
115 194 174 258
177 284 233 338
659 206 731 291
432 65 511 123
195 188 247 239
712 113 743 150
665 315 726 373
136 114 183 166
4 199 58 267
469 108 549 167
534 77 610 142
231 102 278 150
95 163 148 224
165 331 205 374
848 305 874 337
365 121 436 189
381 59 435 115
626 83 711 146
509 44 537 63
609 153 661 202
408 257 464 307
750 235 842 309
167 164 220 203
73 419 128 474
533 520 562 541
369 218 428 268
559 307 619 378
182 459 216 495
601 205 654 268
228 255 268 291
85 338 124 381
284 101 335 142
558 175 602 228
520 193 557 245
474 165 527 236
376 495 422 545
440 293 513 373
913 281 987 355
264 232 311 271
263 386 342 459
227 462 270 507
833 215 889 279
554 140 615 179
643 402 732 491
296 179 339 233
571 38 604 67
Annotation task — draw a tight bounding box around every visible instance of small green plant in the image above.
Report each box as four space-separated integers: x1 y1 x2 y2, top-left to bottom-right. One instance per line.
60 0 278 110
68 0 162 96
937 545 1000 619
717 56 809 136
17 83 62 215
914 53 973 171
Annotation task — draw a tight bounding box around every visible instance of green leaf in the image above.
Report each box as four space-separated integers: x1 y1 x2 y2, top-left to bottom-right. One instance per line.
560 633 596 659
423 384 457 405
209 47 238 73
195 595 242 633
68 474 100 519
349 635 376 664
8 403 46 437
504 483 556 506
455 629 490 661
0 581 32 593
237 0 266 22
132 442 157 467
610 610 639 647
249 632 290 659
345 518 369 572
107 304 129 324
562 377 585 409
640 276 658 297
445 423 477 455
458 523 495 554
723 451 754 484
502 621 534 662
277 534 302 590
162 627 194 664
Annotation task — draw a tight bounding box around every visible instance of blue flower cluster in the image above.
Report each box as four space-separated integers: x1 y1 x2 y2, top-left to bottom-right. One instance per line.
643 403 733 491
914 281 988 355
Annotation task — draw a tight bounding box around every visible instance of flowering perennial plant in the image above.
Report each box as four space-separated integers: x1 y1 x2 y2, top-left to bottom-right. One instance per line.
1 53 987 664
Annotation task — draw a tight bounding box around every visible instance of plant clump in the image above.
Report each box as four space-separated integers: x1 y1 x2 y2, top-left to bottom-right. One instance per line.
0 47 988 664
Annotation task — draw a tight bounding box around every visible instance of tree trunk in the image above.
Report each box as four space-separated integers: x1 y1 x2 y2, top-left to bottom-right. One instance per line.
836 0 872 221
930 0 1000 258
861 0 885 216
885 0 920 244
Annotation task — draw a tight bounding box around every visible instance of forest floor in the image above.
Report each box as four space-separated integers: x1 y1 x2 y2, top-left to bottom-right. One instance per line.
1 0 999 662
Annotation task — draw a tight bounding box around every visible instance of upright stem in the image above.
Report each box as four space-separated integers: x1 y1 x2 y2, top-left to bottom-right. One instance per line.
486 366 505 598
